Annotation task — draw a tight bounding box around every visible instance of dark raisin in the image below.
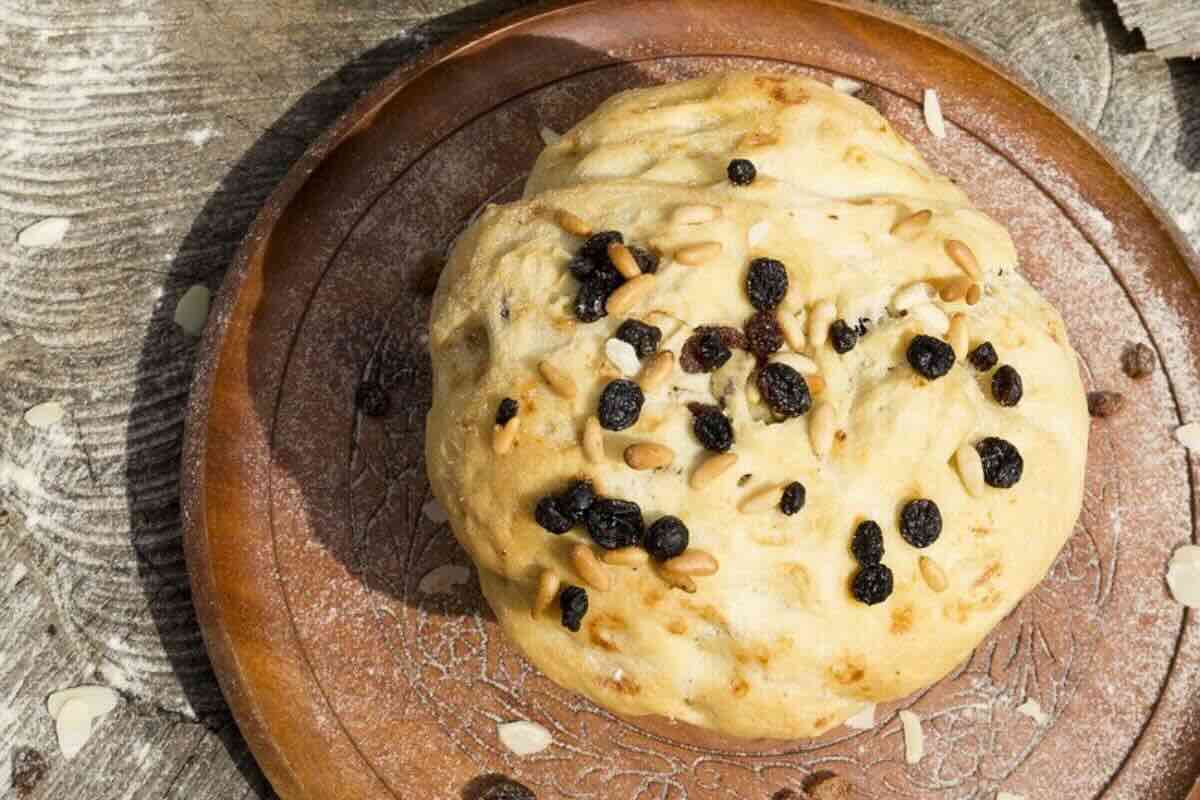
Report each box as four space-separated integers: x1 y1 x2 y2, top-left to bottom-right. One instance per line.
479 778 536 800
495 397 518 426
906 334 956 380
829 319 858 354
355 381 390 417
780 482 806 515
745 310 784 358
687 401 722 417
991 365 1023 406
680 330 732 373
976 436 1023 488
851 520 884 565
585 498 645 549
559 585 589 632
756 362 812 417
558 479 596 523
645 515 689 561
967 341 998 371
615 319 663 359
580 230 623 264
1121 342 1155 379
597 379 644 431
851 563 894 605
899 499 941 548
1087 390 1125 418
574 279 613 323
854 317 871 337
567 253 597 281
746 257 788 311
727 158 757 185
11 747 49 797
629 245 660 274
534 496 573 534
693 409 735 452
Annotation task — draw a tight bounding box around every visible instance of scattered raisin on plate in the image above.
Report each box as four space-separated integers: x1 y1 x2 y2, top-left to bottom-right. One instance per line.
829 319 858 354
693 408 735 452
559 479 596 523
991 364 1023 406
727 158 757 186
495 397 518 426
907 334 956 380
976 436 1023 488
1122 342 1155 379
597 379 645 431
780 481 806 515
615 319 662 359
967 341 998 371
851 563 894 605
585 497 645 549
680 329 734 373
534 495 573 534
746 257 788 311
756 362 812 417
1087 390 1125 418
899 499 942 548
559 584 589 631
645 515 690 561
851 521 884 565
355 381 390 417
745 310 784 357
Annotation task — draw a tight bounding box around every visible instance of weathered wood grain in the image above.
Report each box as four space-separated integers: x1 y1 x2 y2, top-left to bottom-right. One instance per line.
0 0 1195 798
1114 0 1200 58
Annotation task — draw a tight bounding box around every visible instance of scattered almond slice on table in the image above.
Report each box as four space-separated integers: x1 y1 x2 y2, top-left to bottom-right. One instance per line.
1166 545 1200 607
899 709 924 764
46 686 121 760
923 88 946 139
496 720 553 755
174 284 211 336
24 401 65 429
1016 698 1049 725
1176 422 1200 450
844 702 876 730
17 217 71 248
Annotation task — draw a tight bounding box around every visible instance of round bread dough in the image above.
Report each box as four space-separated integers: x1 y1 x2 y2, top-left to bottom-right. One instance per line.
425 72 1088 739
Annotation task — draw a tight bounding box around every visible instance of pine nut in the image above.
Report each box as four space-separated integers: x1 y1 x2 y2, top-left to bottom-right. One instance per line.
533 569 560 617
965 282 982 305
492 416 520 454
738 484 784 513
919 556 948 593
954 443 985 497
891 209 932 240
602 547 649 567
939 275 972 302
690 452 737 489
672 204 721 225
892 281 936 312
674 241 722 265
638 350 674 392
555 209 591 237
945 239 982 279
659 568 697 593
539 360 576 399
948 313 968 358
571 544 611 591
777 308 807 351
809 403 836 456
624 442 675 470
663 549 719 576
583 415 605 463
772 352 818 375
808 300 837 349
806 374 826 395
608 242 642 280
910 303 950 335
606 274 656 315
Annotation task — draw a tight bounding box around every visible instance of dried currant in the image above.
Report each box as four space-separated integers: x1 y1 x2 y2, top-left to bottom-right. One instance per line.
534 496 573 534
829 319 858 354
615 319 663 359
851 520 884 565
906 334 956 380
756 362 812 417
645 515 689 561
967 341 998 371
780 481 806 515
899 499 941 548
585 497 645 549
1121 342 1155 379
680 330 732 373
693 408 735 452
495 397 518 426
597 379 645 431
558 479 596 523
574 279 613 323
851 563 894 605
975 436 1023 488
991 365 1023 407
355 381 390 417
745 310 784 358
727 158 757 185
746 257 788 311
559 584 589 631
579 230 624 264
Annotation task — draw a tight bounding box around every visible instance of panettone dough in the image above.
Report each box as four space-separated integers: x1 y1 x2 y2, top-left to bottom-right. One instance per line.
425 72 1087 739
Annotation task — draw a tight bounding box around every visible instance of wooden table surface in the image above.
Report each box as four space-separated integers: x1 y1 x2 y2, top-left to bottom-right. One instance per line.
0 1 1196 798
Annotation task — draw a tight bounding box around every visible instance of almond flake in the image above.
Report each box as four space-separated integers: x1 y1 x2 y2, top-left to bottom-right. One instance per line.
1176 422 1200 450
174 285 211 336
1167 545 1200 607
923 89 946 139
24 401 65 429
17 217 70 248
1016 699 1048 725
899 709 924 764
418 564 471 595
605 338 641 377
47 685 119 719
844 702 876 730
47 685 120 760
497 720 553 755
832 77 864 94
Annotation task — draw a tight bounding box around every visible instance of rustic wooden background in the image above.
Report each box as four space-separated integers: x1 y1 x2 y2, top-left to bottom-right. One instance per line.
0 1 1196 798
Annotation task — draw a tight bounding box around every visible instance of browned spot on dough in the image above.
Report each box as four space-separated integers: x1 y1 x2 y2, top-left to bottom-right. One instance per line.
754 75 786 87
643 589 664 608
974 561 1002 587
667 619 687 635
835 429 847 443
731 677 750 697
684 601 731 633
829 656 866 685
890 605 914 634
770 84 809 104
944 601 970 624
739 130 778 148
843 145 869 165
602 673 641 696
971 525 991 537
588 613 627 652
735 643 772 668
813 716 830 730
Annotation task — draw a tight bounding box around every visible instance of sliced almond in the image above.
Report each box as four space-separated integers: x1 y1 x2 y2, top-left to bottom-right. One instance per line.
624 442 674 470
538 360 576 399
497 720 553 755
945 239 982 279
582 416 605 463
24 401 65 429
554 209 591 237
674 241 722 266
605 338 641 376
662 549 719 576
672 204 721 225
919 556 948 592
738 484 784 513
571 544 611 591
890 209 931 240
174 285 211 336
923 88 946 139
606 274 656 315
899 709 925 764
492 416 520 454
56 699 97 760
1176 422 1200 451
638 350 674 391
602 547 649 567
608 242 642 279
532 569 561 617
844 702 877 730
690 452 737 489
1167 545 1200 607
47 686 120 720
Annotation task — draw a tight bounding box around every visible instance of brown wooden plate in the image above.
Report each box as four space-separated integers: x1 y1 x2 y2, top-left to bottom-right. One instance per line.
181 1 1200 797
